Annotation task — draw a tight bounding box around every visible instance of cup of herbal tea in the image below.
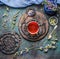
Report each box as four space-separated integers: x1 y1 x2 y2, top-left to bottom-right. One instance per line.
27 21 39 35
44 0 57 15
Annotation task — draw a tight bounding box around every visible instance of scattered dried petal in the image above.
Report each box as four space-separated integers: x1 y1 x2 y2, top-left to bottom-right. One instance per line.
48 44 52 49
51 41 56 45
6 7 10 12
51 46 56 49
3 13 8 17
20 50 24 55
38 46 43 51
25 48 29 52
44 48 48 53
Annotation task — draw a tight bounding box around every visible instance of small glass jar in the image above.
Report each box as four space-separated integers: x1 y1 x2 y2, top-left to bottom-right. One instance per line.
44 0 57 15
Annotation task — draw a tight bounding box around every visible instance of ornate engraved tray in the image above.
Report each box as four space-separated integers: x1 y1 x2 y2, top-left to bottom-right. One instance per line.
0 32 21 55
18 9 49 41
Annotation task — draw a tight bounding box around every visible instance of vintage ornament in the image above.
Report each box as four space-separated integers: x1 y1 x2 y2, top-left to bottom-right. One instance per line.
18 8 49 41
0 32 21 55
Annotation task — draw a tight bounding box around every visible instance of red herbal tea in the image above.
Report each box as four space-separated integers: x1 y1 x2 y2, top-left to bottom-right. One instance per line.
27 21 39 35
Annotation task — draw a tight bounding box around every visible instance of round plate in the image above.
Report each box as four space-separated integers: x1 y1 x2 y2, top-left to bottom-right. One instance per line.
0 32 21 55
18 11 49 42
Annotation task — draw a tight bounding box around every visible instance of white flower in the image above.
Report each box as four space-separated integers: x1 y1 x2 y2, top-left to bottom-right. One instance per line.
39 47 43 51
25 48 29 52
44 48 48 53
51 46 56 49
20 50 24 55
51 41 56 45
48 44 52 49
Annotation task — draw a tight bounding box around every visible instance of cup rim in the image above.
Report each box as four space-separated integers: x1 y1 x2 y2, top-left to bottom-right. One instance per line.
27 21 39 35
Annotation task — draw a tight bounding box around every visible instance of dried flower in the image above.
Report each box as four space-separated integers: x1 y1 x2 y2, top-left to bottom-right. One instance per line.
3 13 8 17
51 41 56 45
44 48 48 53
25 48 29 52
51 46 56 49
20 50 24 55
38 46 43 51
6 7 10 12
13 52 18 59
48 44 52 49
55 39 58 41
15 52 19 56
13 10 20 18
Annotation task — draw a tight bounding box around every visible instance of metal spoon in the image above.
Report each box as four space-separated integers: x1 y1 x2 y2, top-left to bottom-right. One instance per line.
48 25 57 39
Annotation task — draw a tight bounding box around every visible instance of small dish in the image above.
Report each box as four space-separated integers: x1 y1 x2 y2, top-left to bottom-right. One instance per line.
44 0 57 15
49 16 58 26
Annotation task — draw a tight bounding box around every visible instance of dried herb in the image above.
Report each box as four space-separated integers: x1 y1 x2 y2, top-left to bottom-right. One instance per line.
2 13 8 17
11 10 20 29
13 10 20 18
37 46 43 51
44 48 48 53
6 7 10 12
51 41 56 45
13 52 18 59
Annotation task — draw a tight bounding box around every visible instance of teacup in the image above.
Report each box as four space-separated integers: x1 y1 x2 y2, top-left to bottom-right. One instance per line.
27 21 39 35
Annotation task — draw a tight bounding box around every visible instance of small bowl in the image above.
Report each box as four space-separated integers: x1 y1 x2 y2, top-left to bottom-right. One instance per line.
44 5 57 15
27 21 39 35
49 16 58 26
